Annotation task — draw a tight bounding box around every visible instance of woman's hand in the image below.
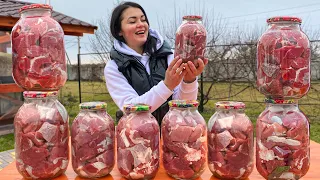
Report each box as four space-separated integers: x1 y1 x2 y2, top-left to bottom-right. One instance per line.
183 58 208 83
164 56 186 91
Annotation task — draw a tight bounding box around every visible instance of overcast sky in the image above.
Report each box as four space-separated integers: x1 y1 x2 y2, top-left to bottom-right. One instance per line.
21 0 320 64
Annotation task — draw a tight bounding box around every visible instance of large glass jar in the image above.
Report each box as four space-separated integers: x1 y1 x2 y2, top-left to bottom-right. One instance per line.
14 91 69 179
117 104 160 179
257 16 310 99
207 101 254 179
174 15 207 66
11 4 67 91
71 102 115 178
256 99 310 179
162 100 207 180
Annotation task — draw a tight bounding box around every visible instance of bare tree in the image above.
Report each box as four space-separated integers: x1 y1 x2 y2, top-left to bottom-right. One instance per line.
88 17 113 63
88 1 123 63
87 2 320 120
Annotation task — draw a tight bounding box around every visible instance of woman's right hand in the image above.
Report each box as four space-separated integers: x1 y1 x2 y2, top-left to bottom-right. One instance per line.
163 56 186 91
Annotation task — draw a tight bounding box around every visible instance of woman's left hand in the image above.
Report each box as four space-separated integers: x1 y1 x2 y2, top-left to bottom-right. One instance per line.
183 58 208 83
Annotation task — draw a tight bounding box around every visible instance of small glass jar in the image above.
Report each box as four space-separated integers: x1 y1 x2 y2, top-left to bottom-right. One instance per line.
11 4 67 91
207 101 254 179
71 102 115 178
257 16 310 99
256 99 310 179
14 91 69 179
162 100 207 180
117 104 160 180
174 15 207 65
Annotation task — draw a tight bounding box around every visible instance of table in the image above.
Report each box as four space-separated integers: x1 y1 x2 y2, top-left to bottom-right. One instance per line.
1 140 320 180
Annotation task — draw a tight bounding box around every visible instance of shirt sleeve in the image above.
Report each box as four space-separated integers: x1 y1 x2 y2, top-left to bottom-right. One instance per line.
104 60 173 113
167 54 199 100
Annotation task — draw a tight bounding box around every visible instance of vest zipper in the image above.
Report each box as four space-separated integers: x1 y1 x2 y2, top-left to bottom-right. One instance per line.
148 55 155 86
132 56 153 87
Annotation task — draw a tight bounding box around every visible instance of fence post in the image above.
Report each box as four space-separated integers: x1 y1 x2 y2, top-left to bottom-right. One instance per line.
199 73 204 112
77 54 82 103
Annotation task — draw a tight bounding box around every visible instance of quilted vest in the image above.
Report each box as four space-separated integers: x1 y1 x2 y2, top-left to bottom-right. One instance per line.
110 40 173 125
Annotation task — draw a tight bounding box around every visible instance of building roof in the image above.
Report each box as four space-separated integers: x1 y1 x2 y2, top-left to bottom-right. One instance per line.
0 0 97 36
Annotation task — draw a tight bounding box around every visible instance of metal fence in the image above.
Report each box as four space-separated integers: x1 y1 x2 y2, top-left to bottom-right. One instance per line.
73 42 320 122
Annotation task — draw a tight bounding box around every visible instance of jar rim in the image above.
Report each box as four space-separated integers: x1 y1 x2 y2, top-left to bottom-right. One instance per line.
123 103 151 113
23 91 57 98
267 16 302 24
19 4 53 13
265 98 298 104
215 101 245 109
80 101 107 110
183 15 202 21
168 100 199 108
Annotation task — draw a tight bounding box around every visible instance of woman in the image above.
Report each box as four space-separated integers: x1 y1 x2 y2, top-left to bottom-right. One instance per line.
105 1 207 124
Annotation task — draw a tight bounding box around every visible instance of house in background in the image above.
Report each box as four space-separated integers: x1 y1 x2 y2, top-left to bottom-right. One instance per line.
0 0 97 134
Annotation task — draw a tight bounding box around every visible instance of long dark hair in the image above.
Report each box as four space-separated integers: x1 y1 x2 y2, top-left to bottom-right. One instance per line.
110 1 157 55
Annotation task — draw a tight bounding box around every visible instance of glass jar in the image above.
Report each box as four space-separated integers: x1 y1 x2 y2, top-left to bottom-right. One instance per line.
11 4 67 91
256 99 310 179
14 91 69 179
162 100 207 180
207 101 254 179
174 15 207 66
71 102 115 178
117 104 160 180
257 16 310 99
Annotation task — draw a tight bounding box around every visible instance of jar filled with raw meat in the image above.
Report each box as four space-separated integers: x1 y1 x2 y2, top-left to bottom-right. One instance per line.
11 4 67 91
174 15 207 66
116 104 160 179
257 16 310 99
207 101 254 179
71 102 115 178
162 100 207 180
14 91 69 179
256 98 310 179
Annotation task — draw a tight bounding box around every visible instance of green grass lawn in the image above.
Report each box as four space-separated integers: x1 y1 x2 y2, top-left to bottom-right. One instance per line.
1 80 320 152
58 81 118 122
0 133 14 152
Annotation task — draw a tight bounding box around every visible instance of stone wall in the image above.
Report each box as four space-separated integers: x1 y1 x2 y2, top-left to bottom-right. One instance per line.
67 63 105 81
0 52 12 76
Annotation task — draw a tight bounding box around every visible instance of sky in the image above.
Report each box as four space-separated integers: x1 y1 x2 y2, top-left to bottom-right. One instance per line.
20 0 320 64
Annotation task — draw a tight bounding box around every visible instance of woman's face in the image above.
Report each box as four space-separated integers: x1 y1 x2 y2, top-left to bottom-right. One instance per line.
119 7 149 50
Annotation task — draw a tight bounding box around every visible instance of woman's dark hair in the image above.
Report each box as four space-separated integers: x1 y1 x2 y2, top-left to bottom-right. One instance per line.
110 1 157 55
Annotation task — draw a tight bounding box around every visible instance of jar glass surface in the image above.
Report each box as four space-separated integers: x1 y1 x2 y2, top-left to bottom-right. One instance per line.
116 104 160 180
71 102 115 178
256 100 310 179
256 16 310 99
174 15 207 66
162 100 207 180
14 91 69 179
207 101 254 179
11 4 67 91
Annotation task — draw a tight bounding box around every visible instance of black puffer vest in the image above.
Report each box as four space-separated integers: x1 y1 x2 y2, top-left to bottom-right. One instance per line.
110 39 173 125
